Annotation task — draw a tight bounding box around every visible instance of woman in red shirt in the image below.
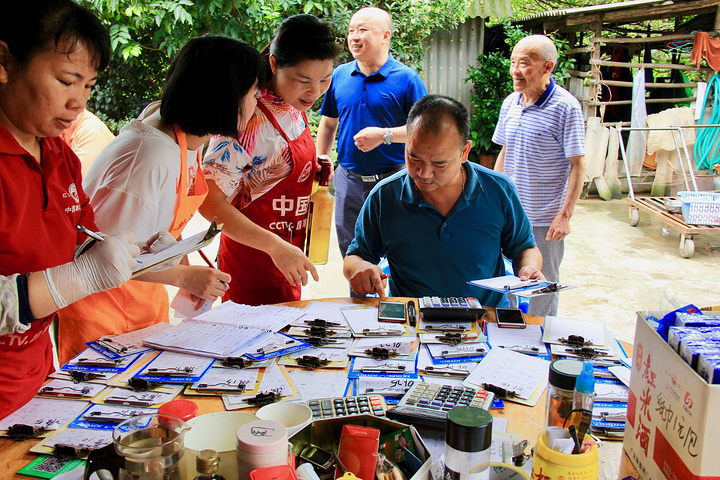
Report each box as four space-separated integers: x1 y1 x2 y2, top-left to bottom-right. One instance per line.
0 0 139 419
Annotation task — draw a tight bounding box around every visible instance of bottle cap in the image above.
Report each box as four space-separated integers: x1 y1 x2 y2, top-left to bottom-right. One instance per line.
196 449 220 474
445 406 493 452
548 359 583 391
317 155 332 187
575 361 596 394
236 420 288 454
158 399 198 422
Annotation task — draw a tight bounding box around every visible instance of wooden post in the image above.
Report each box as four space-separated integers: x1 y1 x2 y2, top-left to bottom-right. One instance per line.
589 14 603 118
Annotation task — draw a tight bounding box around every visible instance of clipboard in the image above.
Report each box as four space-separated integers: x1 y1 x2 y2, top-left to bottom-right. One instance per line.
467 275 574 297
131 220 222 277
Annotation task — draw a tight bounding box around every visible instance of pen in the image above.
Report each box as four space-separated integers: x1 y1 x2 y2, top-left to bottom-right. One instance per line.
76 224 104 242
198 249 228 286
407 300 416 327
503 279 541 290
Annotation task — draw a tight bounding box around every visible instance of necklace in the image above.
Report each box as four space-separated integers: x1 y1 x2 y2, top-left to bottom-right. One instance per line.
461 165 466 192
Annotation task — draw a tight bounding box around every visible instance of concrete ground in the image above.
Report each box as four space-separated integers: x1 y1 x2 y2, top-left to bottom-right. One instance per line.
182 196 720 345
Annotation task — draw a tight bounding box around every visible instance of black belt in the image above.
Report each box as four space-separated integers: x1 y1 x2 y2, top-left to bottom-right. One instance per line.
345 165 405 183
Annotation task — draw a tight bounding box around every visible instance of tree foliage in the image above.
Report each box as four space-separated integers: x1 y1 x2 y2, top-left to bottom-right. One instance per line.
82 0 466 130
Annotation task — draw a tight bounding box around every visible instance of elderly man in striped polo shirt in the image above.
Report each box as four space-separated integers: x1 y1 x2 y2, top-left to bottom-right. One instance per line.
492 34 587 317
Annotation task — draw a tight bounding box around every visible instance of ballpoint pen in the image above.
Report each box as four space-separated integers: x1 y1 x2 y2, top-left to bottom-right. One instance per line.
76 224 105 242
407 300 417 327
198 249 228 286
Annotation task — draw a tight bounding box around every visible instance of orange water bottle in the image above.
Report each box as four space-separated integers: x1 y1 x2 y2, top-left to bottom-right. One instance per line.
305 155 334 264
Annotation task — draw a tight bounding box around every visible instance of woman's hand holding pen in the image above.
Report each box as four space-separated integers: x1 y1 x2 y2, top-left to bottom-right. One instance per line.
267 237 319 287
177 265 230 301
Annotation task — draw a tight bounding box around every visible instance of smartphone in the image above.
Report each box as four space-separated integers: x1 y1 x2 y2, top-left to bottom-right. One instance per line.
299 444 334 470
496 307 526 329
378 301 407 323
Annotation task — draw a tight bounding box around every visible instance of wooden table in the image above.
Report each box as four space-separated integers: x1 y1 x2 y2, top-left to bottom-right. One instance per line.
0 297 637 479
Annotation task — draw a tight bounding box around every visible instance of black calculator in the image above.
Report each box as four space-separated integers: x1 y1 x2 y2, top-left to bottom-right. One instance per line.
419 296 487 322
305 395 387 419
386 383 495 429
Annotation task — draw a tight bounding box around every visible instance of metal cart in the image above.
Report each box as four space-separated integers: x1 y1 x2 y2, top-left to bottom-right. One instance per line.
617 124 720 258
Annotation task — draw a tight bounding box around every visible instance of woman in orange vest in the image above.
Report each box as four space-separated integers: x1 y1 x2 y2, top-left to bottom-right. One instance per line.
200 15 339 305
55 36 265 364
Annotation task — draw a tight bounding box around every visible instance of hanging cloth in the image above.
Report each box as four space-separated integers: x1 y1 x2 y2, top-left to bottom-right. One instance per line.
691 31 720 72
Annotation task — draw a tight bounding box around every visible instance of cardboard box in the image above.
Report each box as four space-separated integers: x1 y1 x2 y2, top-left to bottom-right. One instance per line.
623 314 720 479
290 415 432 480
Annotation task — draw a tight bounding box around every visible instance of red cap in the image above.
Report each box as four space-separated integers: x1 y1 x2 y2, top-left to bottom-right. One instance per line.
158 400 198 421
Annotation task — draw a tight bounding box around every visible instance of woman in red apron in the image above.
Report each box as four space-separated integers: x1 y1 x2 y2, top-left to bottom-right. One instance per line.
54 36 265 364
200 15 339 305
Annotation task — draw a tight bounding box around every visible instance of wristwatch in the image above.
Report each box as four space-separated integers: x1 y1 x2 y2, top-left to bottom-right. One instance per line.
383 129 393 145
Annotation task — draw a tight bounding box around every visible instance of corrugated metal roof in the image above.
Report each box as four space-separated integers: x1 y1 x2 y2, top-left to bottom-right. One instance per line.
513 0 682 23
466 0 513 18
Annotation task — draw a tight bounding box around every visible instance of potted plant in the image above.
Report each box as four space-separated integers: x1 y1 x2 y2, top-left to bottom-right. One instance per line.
465 50 511 168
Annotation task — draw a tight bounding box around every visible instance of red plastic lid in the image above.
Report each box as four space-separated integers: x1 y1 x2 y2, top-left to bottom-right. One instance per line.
249 465 297 480
158 400 198 421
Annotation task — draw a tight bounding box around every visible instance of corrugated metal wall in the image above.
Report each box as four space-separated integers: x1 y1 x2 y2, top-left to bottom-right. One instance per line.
423 17 486 109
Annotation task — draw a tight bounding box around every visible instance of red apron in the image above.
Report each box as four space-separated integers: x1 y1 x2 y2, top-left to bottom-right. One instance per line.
219 104 316 306
56 127 208 364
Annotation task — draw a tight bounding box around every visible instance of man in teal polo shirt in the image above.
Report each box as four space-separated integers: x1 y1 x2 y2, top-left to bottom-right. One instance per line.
316 7 427 260
343 95 545 306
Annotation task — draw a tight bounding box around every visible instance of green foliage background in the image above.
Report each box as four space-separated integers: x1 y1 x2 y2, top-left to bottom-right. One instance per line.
81 0 467 131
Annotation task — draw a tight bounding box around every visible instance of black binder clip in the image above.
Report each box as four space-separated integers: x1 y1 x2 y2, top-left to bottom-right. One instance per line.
128 377 160 391
436 332 467 345
565 346 608 358
532 283 560 294
305 336 340 347
304 326 336 337
247 391 281 406
222 357 253 369
481 383 517 399
68 370 103 383
304 318 341 328
297 355 329 369
559 335 591 347
365 347 396 360
7 424 44 440
53 444 91 459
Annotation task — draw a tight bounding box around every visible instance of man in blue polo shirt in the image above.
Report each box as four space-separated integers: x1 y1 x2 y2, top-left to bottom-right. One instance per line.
493 34 586 316
343 95 545 305
316 7 427 259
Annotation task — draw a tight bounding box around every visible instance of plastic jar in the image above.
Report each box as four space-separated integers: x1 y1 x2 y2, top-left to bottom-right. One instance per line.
546 359 583 428
532 431 598 479
444 406 493 479
236 420 289 479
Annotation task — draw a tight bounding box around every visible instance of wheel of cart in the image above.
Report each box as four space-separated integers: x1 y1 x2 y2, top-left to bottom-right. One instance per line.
679 234 695 258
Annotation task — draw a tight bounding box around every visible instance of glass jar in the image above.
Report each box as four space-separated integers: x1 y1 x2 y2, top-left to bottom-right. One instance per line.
546 359 583 428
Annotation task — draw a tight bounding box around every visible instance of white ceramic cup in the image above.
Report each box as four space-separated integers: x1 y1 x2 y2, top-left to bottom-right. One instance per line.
255 402 313 436
182 411 257 480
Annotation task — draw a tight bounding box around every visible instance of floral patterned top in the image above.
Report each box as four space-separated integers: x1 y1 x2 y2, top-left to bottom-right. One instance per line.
202 88 307 209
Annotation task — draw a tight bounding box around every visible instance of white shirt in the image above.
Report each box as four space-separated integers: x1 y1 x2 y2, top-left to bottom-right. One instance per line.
83 102 201 241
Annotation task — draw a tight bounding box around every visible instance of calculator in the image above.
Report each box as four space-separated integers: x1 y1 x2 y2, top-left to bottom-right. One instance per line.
386 383 495 429
305 395 387 419
419 297 487 322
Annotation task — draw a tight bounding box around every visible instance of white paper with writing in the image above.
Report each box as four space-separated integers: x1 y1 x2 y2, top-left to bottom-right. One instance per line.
463 347 549 399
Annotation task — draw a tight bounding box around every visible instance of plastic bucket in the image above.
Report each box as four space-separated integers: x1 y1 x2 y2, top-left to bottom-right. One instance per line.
531 432 598 480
